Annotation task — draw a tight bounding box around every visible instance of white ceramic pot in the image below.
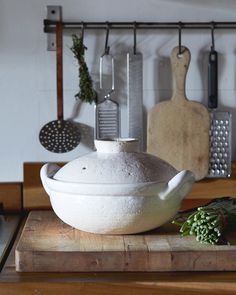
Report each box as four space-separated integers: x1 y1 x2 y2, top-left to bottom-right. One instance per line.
41 139 195 234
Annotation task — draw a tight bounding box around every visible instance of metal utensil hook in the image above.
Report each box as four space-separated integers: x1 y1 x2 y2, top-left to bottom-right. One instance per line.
133 21 137 55
178 22 183 55
102 22 110 56
210 21 215 50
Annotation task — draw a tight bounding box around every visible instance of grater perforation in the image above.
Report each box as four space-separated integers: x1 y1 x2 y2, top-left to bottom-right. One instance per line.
208 112 232 177
95 54 120 140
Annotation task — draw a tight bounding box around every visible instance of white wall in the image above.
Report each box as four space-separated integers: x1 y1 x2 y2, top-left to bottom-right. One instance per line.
1 0 236 181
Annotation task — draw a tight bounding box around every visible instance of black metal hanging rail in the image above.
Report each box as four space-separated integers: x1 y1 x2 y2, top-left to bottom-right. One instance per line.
44 20 236 33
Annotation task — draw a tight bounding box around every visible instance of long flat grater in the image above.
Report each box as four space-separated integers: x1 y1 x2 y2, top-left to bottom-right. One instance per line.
127 52 143 151
208 40 232 178
127 25 144 151
95 55 119 140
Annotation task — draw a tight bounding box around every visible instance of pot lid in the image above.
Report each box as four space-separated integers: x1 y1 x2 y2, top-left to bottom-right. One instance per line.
53 139 178 184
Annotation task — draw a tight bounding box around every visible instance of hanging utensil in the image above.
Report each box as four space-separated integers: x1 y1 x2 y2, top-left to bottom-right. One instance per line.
208 24 232 177
95 23 119 139
147 24 210 180
147 46 210 180
127 22 144 151
39 22 81 153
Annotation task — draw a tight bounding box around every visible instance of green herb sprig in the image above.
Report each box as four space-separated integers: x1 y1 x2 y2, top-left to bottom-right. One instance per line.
71 34 97 104
173 197 236 245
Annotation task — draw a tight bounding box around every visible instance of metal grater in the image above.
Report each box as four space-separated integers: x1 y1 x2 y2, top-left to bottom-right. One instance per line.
209 112 232 177
127 25 144 151
127 52 144 151
96 97 119 139
95 55 119 139
207 44 232 178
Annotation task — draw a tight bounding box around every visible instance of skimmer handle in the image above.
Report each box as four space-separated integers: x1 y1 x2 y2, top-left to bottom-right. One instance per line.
56 22 63 120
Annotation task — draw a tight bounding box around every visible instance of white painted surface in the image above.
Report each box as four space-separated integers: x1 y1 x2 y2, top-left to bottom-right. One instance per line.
0 0 236 181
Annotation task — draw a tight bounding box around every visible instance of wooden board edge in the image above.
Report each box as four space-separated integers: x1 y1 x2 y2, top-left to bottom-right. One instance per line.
14 248 236 272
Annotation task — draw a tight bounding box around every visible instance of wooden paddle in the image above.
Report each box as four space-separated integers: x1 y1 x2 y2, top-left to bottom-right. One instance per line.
147 46 210 180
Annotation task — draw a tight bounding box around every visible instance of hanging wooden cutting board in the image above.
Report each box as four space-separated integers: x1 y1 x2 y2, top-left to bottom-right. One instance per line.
147 46 210 181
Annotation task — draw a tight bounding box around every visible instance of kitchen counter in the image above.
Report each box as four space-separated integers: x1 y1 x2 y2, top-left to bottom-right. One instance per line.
1 214 236 295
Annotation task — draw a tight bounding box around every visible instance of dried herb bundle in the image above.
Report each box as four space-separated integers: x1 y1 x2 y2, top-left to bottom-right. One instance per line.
71 34 97 104
173 197 236 245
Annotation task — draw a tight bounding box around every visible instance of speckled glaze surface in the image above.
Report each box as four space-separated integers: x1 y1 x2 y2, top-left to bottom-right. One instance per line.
40 139 195 234
54 139 178 184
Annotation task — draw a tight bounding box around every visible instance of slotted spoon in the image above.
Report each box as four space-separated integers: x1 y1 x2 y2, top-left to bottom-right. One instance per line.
39 22 80 153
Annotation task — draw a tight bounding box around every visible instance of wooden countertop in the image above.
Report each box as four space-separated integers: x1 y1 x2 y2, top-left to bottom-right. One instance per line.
1 214 236 295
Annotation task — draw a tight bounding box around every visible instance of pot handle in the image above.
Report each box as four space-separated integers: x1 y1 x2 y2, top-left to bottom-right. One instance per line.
159 170 195 201
40 163 60 196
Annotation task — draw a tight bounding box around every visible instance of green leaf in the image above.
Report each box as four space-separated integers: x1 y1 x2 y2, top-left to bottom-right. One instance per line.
71 34 97 104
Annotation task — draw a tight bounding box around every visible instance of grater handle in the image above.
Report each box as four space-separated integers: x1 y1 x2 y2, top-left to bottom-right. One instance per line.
208 48 218 109
99 56 103 89
111 57 115 92
100 55 115 98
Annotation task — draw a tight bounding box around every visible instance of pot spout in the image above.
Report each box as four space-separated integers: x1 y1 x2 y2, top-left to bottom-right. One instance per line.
159 170 195 201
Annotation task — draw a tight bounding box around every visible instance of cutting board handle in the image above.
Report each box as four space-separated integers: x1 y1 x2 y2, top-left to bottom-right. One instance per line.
171 46 191 102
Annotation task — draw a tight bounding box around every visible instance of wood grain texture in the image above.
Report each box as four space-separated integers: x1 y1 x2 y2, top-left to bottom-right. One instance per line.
1 214 236 295
0 215 20 267
15 210 236 272
188 163 236 199
0 183 22 211
23 162 64 209
147 46 210 181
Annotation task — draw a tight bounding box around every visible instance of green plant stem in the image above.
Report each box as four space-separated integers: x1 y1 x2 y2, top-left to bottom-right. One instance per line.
172 197 236 245
71 34 97 104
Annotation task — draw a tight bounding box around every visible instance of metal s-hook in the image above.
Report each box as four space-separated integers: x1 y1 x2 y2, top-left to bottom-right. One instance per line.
178 21 182 55
100 22 114 90
211 21 215 50
133 21 137 55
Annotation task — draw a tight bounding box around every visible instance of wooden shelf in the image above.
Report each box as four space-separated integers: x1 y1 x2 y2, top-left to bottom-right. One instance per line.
188 162 236 199
23 162 64 209
0 183 22 211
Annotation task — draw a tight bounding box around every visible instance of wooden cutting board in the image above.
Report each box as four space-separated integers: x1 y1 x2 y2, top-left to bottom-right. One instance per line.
147 46 210 181
15 211 236 272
